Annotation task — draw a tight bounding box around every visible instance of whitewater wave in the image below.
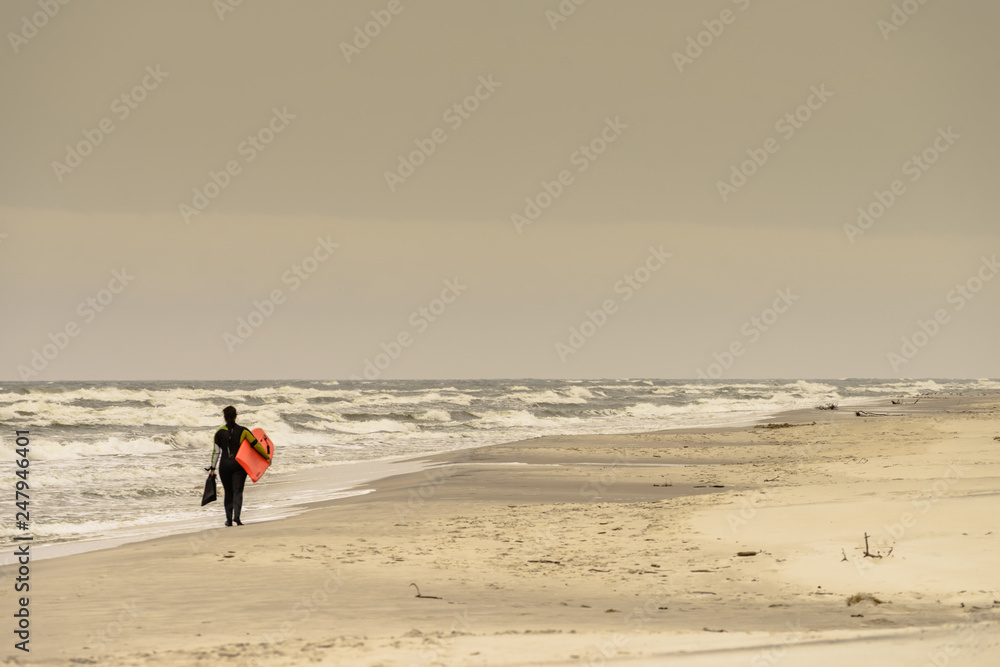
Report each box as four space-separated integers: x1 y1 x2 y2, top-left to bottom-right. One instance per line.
469 410 582 429
349 391 475 406
304 418 419 435
28 437 175 461
417 409 452 422
510 386 595 404
2 377 990 553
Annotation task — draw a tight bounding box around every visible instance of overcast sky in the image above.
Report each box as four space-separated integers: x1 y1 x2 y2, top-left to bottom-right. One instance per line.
2 0 997 381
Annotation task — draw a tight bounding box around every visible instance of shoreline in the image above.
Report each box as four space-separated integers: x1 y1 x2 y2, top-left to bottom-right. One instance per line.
8 392 892 564
7 391 999 665
1 456 435 565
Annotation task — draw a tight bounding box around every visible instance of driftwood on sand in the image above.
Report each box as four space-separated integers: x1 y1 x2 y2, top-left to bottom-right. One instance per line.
409 583 442 599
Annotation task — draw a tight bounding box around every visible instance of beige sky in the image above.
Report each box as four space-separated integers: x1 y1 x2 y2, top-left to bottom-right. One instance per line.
2 0 998 380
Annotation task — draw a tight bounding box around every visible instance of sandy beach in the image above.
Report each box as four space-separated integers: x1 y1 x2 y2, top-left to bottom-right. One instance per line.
6 392 1000 666
6 1 998 664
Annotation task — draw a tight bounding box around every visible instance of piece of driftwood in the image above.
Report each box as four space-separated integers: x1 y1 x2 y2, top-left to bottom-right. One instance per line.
409 583 442 599
861 533 891 559
846 593 884 606
862 533 880 558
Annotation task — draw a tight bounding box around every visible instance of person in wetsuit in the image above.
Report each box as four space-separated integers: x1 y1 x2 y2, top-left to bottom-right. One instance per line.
208 406 270 526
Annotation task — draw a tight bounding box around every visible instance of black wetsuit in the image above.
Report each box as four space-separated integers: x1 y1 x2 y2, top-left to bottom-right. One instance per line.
211 422 263 525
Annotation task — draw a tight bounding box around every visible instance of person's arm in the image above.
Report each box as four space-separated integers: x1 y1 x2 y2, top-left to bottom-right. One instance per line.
208 429 223 474
243 429 271 462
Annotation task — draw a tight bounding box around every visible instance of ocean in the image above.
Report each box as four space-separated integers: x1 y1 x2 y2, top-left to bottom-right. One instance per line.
2 378 996 556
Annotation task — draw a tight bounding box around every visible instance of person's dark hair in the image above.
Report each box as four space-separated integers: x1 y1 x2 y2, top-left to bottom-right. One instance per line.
223 406 237 424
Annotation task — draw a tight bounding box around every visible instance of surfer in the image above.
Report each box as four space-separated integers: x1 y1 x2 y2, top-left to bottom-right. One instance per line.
208 406 271 526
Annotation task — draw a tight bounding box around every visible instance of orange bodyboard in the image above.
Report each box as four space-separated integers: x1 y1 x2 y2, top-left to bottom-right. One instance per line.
236 428 274 483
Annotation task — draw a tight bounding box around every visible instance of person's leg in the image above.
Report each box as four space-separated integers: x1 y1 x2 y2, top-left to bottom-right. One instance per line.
231 465 248 525
219 463 235 525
